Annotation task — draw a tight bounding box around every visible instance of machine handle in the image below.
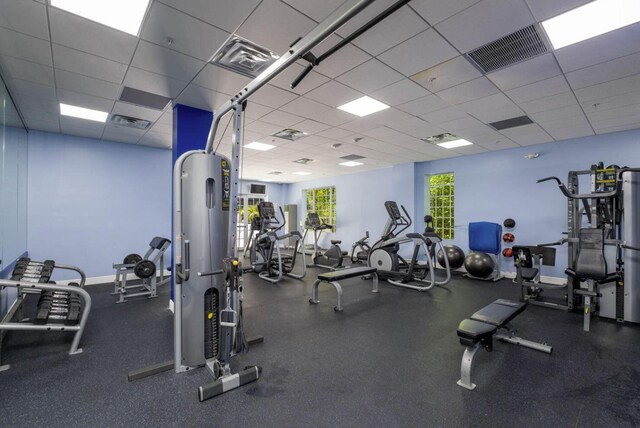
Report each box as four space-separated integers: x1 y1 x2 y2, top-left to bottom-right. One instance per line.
400 204 412 227
197 270 223 277
538 176 620 200
177 240 191 282
618 167 640 179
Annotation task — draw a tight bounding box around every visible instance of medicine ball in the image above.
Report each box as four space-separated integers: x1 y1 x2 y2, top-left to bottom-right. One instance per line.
502 248 513 258
464 252 495 279
437 245 465 269
503 218 516 228
502 233 515 243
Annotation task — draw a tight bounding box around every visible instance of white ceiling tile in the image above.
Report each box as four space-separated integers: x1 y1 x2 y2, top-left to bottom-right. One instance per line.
450 144 488 155
57 89 116 112
174 83 229 112
581 90 640 114
545 125 594 141
419 107 469 125
60 125 104 140
505 75 571 103
20 108 59 124
565 52 640 90
396 94 451 115
55 69 121 100
236 0 316 54
367 107 415 127
554 22 640 72
378 29 458 77
13 93 58 113
0 55 53 86
529 103 584 123
149 120 172 135
487 53 562 91
245 120 282 136
371 79 430 106
573 74 640 104
25 118 60 133
260 109 305 127
281 0 344 21
123 67 188 99
524 0 592 21
192 64 251 96
411 56 482 93
440 115 486 132
112 101 164 122
244 102 273 120
435 0 534 52
349 7 427 56
0 27 52 66
508 132 554 146
103 124 147 144
49 8 137 64
388 116 444 138
314 40 371 79
339 117 381 133
410 0 481 25
476 138 519 150
304 80 363 108
538 112 591 131
316 127 354 140
312 108 355 127
160 0 262 34
0 0 49 39
280 97 331 117
52 44 127 85
142 2 230 62
458 93 524 123
131 40 206 82
6 78 56 101
518 92 578 114
594 122 640 135
249 84 298 109
436 77 499 105
139 130 172 149
336 59 404 93
588 107 640 129
270 62 331 95
60 115 106 134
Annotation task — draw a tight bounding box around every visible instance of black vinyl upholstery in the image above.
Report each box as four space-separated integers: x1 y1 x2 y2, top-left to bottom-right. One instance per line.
457 299 525 345
520 267 539 281
565 228 614 282
149 237 171 250
317 266 377 281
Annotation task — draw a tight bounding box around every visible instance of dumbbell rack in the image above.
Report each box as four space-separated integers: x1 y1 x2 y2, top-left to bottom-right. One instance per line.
0 258 91 371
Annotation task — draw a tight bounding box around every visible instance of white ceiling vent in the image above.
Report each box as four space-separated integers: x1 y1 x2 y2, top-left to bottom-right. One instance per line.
211 36 279 78
293 158 315 164
466 25 548 73
271 128 307 141
268 171 284 175
110 114 151 130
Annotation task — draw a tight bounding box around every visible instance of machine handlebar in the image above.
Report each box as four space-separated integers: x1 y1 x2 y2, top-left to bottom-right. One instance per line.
537 176 620 199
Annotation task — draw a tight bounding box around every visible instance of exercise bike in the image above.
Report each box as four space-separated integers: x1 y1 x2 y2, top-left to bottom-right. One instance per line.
368 201 451 291
350 231 371 264
301 212 344 269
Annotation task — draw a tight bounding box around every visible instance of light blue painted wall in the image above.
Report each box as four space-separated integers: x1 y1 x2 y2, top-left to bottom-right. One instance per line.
415 128 640 277
27 131 172 280
283 163 415 252
239 179 285 207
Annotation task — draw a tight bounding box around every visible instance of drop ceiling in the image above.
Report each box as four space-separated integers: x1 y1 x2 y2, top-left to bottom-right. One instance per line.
0 0 639 183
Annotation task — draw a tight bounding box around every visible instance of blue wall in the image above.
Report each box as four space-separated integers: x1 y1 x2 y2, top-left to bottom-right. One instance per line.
27 131 172 279
283 163 415 252
415 128 640 276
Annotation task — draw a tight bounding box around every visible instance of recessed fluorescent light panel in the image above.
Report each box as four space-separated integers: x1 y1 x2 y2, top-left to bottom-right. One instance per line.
60 103 108 122
292 171 312 176
337 96 389 117
339 161 364 167
542 0 640 49
244 142 275 151
50 0 150 36
438 139 473 149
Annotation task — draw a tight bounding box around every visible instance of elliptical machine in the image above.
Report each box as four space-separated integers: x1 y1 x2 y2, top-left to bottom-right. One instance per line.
368 201 451 291
250 202 306 283
302 212 344 269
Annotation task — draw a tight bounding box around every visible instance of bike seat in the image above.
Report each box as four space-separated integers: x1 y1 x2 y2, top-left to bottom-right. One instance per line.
331 240 342 245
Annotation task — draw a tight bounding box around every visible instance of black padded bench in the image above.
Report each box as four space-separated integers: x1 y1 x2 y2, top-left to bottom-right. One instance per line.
456 299 552 390
309 266 378 311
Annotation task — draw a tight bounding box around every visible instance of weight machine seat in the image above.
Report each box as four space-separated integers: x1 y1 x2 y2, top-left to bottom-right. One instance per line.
520 267 539 282
317 266 377 282
330 240 342 245
470 299 525 326
457 319 497 346
149 236 171 250
564 268 620 284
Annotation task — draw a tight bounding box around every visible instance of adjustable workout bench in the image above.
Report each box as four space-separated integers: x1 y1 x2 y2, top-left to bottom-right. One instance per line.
309 266 378 311
456 299 552 390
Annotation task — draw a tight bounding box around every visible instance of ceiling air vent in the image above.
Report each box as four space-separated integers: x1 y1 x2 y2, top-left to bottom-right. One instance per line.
268 171 284 175
421 133 457 145
271 128 307 141
293 158 315 164
110 114 151 130
489 115 534 130
211 36 279 78
119 87 172 110
466 25 548 73
340 154 365 161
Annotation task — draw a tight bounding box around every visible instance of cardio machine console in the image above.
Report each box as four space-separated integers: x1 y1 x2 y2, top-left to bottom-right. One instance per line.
258 201 276 219
384 201 402 221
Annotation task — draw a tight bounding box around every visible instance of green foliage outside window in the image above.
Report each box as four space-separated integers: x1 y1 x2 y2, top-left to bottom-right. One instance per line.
427 173 454 239
305 186 336 232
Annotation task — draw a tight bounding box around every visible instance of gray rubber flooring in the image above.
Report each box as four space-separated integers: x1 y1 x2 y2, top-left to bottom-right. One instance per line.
1 266 639 427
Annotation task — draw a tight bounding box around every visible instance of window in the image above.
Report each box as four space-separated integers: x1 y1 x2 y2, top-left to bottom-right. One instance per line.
426 173 455 239
305 186 336 231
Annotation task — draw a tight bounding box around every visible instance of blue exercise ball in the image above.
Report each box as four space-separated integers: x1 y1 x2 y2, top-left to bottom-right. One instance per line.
464 252 495 278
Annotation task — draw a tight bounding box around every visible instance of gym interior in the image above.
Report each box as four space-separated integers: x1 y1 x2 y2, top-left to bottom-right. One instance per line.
1 0 640 426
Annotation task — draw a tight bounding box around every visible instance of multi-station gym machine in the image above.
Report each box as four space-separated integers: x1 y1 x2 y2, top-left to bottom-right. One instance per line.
128 0 411 401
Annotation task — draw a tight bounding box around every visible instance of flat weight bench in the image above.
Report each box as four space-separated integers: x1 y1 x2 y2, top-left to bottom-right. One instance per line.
456 299 552 390
309 266 378 311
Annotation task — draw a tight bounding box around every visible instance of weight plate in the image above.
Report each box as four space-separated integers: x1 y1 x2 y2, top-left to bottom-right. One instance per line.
134 260 156 279
124 253 143 265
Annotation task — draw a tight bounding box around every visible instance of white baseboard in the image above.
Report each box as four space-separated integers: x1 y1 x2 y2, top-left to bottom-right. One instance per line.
500 271 567 286
57 269 172 286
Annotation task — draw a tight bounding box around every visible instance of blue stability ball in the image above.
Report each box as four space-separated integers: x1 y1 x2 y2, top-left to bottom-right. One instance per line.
464 252 495 278
437 245 465 269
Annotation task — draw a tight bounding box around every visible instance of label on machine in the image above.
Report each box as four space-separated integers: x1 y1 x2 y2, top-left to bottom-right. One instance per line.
595 167 617 192
221 159 230 211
